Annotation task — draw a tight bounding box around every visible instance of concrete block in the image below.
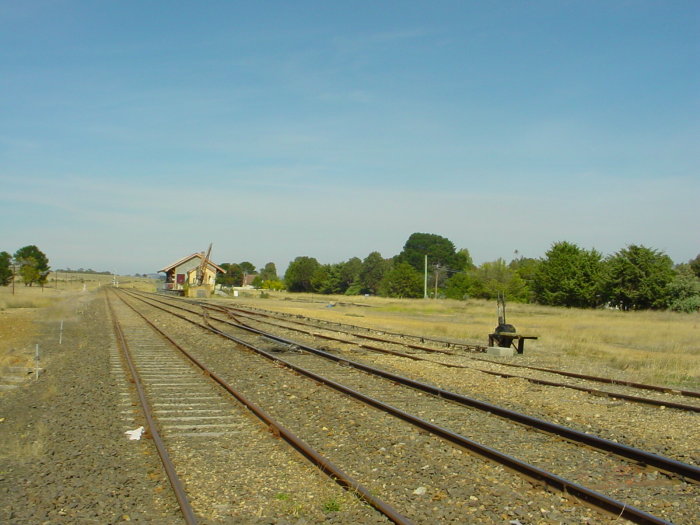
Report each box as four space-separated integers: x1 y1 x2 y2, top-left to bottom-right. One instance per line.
486 346 516 357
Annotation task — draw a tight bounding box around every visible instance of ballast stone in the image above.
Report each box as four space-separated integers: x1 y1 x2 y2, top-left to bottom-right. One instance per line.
486 346 516 357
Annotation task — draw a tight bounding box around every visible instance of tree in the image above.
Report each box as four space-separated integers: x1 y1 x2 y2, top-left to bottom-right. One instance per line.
469 259 529 301
14 245 50 286
284 256 320 292
239 261 256 274
311 264 344 294
689 254 700 279
339 257 363 293
0 251 11 286
444 272 473 300
262 279 285 291
378 262 423 298
603 245 675 310
532 241 604 308
509 257 540 302
666 264 700 313
258 262 278 282
395 233 468 275
216 263 243 286
360 251 389 295
458 248 476 270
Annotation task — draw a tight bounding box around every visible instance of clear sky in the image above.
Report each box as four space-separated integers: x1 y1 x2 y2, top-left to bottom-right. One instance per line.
2 1 698 275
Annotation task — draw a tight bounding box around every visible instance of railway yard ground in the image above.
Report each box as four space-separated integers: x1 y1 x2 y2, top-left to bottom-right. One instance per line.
0 283 698 524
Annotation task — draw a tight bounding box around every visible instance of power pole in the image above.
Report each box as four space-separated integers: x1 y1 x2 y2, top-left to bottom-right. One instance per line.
424 255 428 299
434 264 440 299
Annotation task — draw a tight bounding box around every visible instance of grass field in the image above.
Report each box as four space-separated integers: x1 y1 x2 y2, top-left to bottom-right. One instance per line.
226 290 700 390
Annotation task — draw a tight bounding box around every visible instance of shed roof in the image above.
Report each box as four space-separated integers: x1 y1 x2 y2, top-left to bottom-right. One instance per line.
159 253 225 274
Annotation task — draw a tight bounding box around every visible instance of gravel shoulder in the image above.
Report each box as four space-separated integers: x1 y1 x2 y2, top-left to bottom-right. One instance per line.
0 291 180 524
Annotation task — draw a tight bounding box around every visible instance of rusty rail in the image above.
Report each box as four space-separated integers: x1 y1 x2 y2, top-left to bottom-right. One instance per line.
106 294 198 525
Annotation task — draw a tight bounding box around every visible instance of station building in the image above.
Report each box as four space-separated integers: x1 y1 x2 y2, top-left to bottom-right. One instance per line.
159 253 225 296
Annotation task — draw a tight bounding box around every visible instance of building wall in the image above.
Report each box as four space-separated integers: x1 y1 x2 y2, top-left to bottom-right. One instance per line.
165 258 219 290
185 266 217 285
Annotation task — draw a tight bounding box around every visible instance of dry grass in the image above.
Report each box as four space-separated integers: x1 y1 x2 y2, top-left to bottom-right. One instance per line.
227 291 700 389
0 274 159 368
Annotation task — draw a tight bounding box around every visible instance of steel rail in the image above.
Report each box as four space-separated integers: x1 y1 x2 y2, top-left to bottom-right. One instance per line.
208 303 458 355
478 359 700 398
123 290 674 524
218 302 481 350
136 291 700 482
211 305 700 413
221 316 700 482
113 290 412 525
105 294 198 525
210 301 700 399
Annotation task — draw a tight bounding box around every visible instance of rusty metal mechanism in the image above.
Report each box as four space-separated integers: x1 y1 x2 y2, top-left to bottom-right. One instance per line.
488 293 538 353
492 292 517 348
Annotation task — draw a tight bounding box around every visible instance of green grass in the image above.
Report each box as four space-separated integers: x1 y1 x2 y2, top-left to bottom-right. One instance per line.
322 497 341 512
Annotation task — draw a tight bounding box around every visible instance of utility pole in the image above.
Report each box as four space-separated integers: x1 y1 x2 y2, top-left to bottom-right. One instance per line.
424 255 428 299
434 264 440 299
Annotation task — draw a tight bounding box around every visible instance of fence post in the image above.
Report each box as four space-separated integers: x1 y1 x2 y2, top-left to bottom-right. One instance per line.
35 344 40 381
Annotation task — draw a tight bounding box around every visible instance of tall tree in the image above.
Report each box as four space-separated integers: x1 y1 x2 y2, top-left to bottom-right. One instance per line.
284 256 320 292
339 257 363 293
258 262 278 281
14 245 50 286
666 264 700 313
470 259 529 301
444 272 473 300
378 262 423 298
0 251 12 286
239 261 256 274
509 257 540 302
216 263 243 286
458 248 476 270
360 251 389 295
532 241 604 308
603 245 675 310
311 264 344 294
395 233 468 275
689 254 700 279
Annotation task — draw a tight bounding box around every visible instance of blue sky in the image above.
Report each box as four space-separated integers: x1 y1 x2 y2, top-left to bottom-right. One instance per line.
1 1 698 275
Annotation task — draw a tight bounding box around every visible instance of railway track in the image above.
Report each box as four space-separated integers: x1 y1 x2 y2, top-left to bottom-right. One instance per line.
107 291 400 524
118 289 699 524
206 301 700 412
